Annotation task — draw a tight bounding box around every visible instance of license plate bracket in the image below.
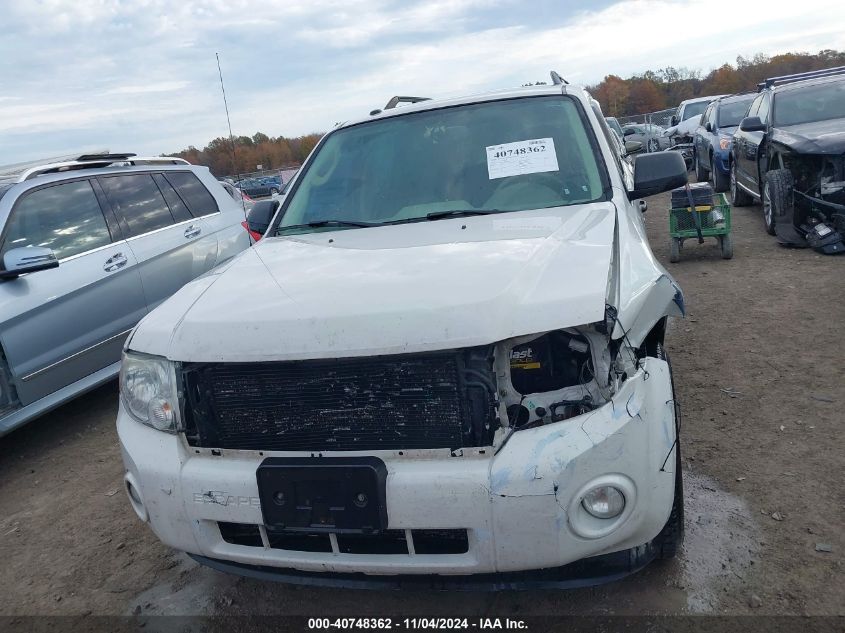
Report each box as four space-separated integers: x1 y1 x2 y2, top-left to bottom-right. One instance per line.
256 457 388 533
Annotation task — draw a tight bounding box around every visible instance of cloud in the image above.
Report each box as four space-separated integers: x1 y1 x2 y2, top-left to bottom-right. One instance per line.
1 0 844 164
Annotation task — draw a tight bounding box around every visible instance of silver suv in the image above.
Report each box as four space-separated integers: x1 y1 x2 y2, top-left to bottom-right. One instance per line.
0 153 250 436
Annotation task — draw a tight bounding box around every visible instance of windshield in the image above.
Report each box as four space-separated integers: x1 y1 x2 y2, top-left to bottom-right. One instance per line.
774 81 845 126
682 101 709 121
277 96 607 235
718 97 755 127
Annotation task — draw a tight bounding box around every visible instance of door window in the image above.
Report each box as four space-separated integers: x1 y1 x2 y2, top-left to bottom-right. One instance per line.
756 94 770 124
151 174 193 223
747 95 763 119
1 180 112 260
163 172 220 218
99 174 176 237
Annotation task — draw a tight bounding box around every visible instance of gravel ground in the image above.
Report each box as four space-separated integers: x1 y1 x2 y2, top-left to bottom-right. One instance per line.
0 186 843 622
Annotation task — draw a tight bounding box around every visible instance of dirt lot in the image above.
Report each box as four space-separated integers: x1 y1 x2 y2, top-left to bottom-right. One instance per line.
1 186 843 622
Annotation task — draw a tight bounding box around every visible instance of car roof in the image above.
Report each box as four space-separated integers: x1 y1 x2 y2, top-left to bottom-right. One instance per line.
773 72 845 93
337 83 578 130
680 94 726 106
716 93 756 105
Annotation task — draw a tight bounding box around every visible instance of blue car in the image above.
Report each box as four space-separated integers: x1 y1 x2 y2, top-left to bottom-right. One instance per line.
692 93 756 192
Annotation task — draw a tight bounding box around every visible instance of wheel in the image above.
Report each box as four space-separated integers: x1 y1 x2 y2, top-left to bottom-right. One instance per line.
764 169 794 237
653 345 684 560
648 138 659 153
719 233 734 259
669 237 681 263
694 152 709 181
270 187 280 196
711 156 729 193
730 160 753 207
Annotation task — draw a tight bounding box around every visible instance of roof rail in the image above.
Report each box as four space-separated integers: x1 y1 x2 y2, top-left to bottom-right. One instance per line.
384 95 430 110
550 70 568 86
12 155 190 183
758 65 845 90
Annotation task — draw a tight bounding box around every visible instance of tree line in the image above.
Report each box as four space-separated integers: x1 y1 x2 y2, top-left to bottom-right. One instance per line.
168 132 324 178
170 48 845 174
588 49 845 118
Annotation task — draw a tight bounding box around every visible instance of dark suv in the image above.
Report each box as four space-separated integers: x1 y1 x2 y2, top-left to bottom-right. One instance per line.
730 66 845 253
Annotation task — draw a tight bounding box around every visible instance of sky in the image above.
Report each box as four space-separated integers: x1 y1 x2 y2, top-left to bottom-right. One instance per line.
2 0 844 164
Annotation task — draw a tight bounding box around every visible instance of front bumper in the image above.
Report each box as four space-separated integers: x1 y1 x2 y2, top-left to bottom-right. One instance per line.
118 358 677 578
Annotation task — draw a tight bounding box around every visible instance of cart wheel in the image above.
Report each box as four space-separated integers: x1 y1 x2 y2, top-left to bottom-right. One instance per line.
670 238 681 263
720 234 733 259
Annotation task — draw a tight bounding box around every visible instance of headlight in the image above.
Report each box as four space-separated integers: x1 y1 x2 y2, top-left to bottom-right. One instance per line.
719 137 731 150
581 485 625 519
119 351 180 432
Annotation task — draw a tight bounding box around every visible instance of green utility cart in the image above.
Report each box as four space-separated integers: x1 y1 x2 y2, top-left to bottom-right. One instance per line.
669 190 732 262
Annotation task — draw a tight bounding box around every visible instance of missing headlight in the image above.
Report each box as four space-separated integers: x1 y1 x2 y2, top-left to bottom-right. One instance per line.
509 331 593 395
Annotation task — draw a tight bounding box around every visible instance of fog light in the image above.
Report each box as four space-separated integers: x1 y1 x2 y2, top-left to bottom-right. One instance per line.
581 485 625 519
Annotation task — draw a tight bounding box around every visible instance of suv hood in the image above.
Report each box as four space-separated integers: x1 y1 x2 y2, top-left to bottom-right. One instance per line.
772 119 845 154
129 204 619 362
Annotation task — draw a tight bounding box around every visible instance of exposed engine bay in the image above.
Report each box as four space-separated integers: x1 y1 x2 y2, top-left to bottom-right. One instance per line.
779 153 845 254
491 316 647 445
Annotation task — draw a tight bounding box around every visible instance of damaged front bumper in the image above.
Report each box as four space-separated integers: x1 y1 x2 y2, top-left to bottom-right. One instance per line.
118 358 677 582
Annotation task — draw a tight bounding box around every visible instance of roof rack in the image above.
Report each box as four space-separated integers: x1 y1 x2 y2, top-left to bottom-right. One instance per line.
550 70 568 86
384 95 431 110
758 65 845 90
8 154 190 183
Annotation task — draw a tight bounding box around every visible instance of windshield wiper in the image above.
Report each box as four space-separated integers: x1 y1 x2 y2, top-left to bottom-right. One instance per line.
276 219 377 234
425 209 501 220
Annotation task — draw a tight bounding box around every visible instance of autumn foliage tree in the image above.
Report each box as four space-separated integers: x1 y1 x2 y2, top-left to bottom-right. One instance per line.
587 49 845 118
168 132 324 177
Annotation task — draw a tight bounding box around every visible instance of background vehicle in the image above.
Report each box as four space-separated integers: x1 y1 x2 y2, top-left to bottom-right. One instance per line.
118 77 690 586
621 123 671 152
730 66 845 251
670 95 727 127
605 116 624 137
667 95 727 168
237 177 279 198
220 181 255 211
0 153 250 436
692 93 756 191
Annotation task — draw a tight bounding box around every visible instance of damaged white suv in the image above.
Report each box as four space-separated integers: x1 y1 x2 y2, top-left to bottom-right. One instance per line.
118 77 689 587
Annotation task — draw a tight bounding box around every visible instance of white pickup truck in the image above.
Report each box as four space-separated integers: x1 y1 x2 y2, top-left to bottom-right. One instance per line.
117 75 689 587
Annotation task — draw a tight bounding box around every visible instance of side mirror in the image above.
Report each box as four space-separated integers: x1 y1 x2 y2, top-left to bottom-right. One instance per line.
623 128 636 137
670 115 679 126
704 122 712 132
739 116 766 132
625 140 644 155
246 199 280 235
628 151 688 200
0 246 59 279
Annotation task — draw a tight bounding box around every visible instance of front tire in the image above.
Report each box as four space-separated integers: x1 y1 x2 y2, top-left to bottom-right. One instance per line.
711 156 729 193
653 345 684 559
764 169 794 237
695 152 709 181
730 160 753 207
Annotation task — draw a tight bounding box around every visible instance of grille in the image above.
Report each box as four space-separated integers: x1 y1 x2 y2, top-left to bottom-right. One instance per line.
182 349 494 452
218 522 470 555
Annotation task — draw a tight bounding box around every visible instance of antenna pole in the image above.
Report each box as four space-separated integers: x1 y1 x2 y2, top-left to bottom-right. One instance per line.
216 52 246 218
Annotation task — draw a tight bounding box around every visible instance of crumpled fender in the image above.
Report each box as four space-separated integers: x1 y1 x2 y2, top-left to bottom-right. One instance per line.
607 198 685 348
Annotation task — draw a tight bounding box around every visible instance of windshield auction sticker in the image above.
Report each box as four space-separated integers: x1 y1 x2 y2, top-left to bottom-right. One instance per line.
485 138 559 179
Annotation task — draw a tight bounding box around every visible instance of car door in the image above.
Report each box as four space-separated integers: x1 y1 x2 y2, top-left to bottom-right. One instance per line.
163 170 247 264
735 94 763 190
0 178 147 406
749 93 771 193
98 172 218 311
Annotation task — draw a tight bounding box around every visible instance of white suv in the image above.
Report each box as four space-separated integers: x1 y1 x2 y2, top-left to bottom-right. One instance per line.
118 77 689 586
